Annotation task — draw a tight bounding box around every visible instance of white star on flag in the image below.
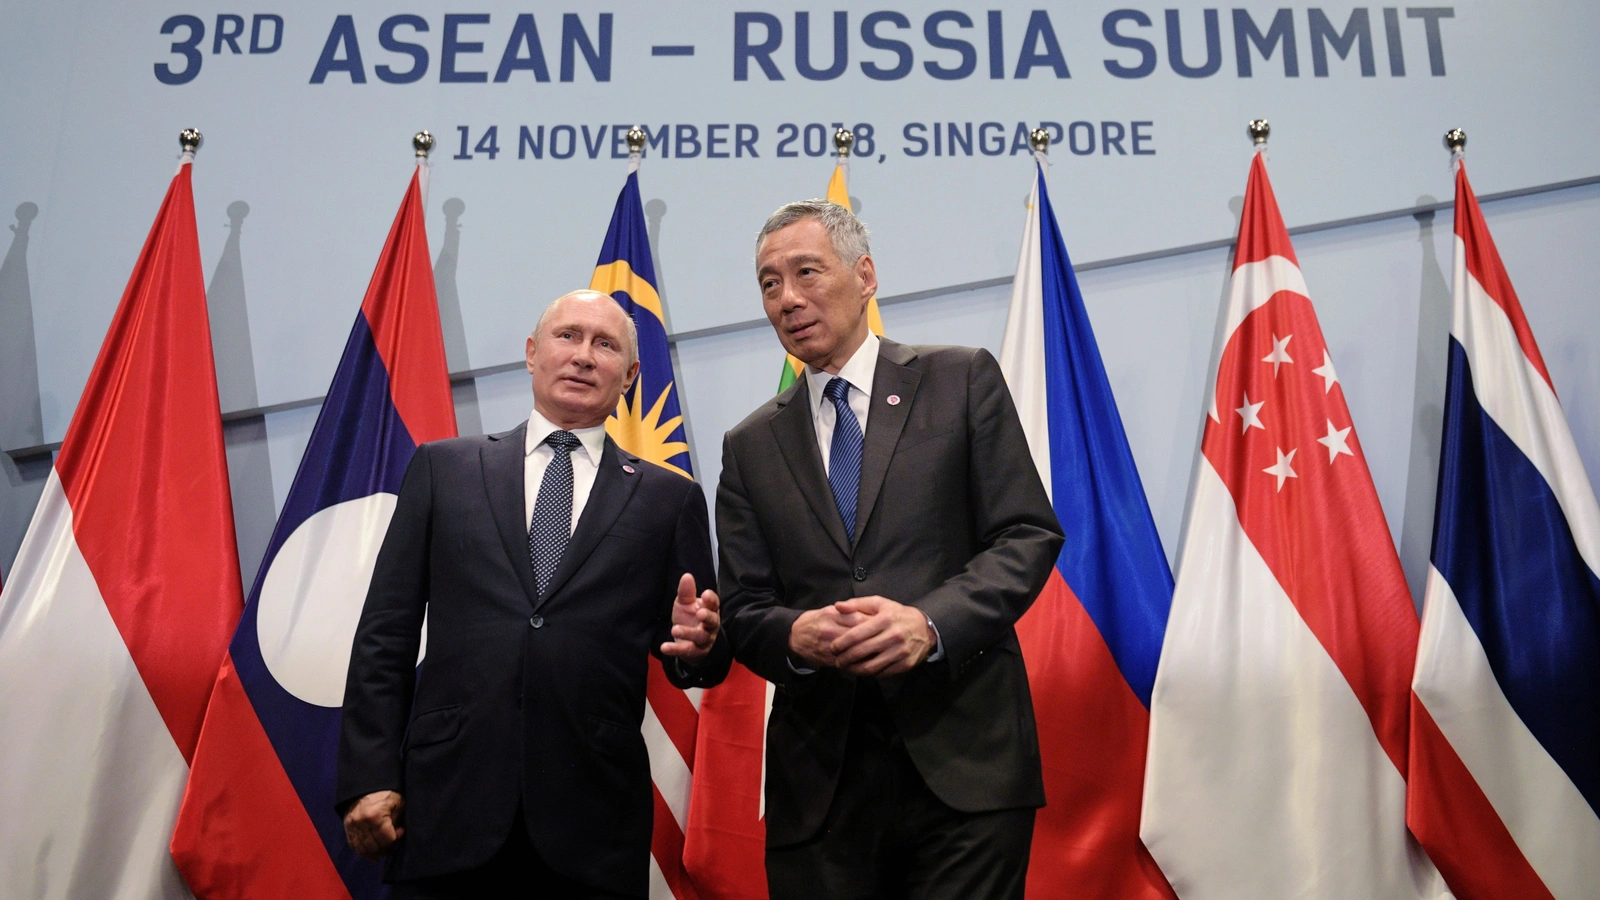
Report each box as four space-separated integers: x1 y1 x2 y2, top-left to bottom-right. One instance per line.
1262 334 1294 376
1236 393 1266 434
1312 350 1339 393
1317 420 1354 463
1264 446 1298 491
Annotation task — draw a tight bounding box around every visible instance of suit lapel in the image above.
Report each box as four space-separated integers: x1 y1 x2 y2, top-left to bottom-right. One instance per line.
482 422 537 608
535 435 640 610
855 340 921 548
770 379 852 557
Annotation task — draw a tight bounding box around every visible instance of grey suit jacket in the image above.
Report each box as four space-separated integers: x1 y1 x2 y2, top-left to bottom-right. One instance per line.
717 338 1063 847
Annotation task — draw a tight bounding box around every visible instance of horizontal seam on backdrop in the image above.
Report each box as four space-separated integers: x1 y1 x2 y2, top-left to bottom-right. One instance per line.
7 170 1599 465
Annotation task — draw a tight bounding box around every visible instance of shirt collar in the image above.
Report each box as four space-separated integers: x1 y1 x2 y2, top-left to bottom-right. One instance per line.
525 407 608 466
805 331 880 415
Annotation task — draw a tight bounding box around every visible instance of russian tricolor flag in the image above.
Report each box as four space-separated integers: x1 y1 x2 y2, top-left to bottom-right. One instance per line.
172 159 456 899
0 147 243 898
1407 160 1600 899
998 155 1176 898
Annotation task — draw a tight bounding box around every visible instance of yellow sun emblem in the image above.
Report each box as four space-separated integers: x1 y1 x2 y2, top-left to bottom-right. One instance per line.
608 381 691 479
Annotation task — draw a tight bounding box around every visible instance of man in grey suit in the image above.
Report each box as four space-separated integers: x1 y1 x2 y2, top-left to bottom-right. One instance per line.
717 200 1064 899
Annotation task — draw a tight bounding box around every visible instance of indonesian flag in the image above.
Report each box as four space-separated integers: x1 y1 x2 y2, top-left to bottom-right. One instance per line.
998 155 1176 899
1406 160 1600 899
172 160 454 899
0 150 243 897
1139 150 1448 898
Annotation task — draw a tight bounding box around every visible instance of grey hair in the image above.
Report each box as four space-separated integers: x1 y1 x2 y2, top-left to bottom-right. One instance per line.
756 199 871 266
532 290 639 367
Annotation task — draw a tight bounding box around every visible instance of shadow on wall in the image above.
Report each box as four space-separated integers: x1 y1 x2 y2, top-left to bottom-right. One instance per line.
208 200 277 589
437 197 483 436
644 196 702 476
0 202 49 576
1399 198 1452 611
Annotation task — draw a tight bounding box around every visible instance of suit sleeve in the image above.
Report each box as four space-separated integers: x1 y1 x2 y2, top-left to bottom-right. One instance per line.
912 348 1065 674
335 443 433 813
654 478 732 689
716 432 809 686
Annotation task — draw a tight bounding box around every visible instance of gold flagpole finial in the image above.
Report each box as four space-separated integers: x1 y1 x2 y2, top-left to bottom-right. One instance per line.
626 126 647 155
1248 119 1271 147
833 128 855 158
1029 128 1050 154
1443 128 1467 154
179 128 203 153
413 131 435 158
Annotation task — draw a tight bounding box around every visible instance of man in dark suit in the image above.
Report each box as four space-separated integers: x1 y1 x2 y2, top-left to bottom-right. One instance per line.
718 201 1064 899
337 290 729 899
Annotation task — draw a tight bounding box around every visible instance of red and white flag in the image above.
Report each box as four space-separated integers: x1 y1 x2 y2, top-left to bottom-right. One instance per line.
1139 149 1447 898
0 149 244 896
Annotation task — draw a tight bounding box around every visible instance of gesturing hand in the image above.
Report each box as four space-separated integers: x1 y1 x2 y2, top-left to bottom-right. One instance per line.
343 790 404 861
829 596 936 677
661 573 720 660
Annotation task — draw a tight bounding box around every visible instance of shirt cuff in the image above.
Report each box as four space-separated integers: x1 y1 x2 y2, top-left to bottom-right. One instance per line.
786 656 817 675
925 614 945 663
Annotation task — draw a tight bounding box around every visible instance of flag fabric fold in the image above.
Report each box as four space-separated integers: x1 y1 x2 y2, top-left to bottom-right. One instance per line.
172 163 455 900
0 153 242 899
998 158 1176 899
588 165 702 900
1406 160 1600 900
1140 150 1446 898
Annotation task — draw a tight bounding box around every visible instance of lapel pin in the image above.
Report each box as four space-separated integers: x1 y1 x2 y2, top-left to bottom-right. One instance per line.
622 464 636 474
886 394 901 406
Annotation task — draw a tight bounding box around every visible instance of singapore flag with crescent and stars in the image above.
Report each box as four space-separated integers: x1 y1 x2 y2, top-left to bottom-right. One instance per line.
1139 146 1450 899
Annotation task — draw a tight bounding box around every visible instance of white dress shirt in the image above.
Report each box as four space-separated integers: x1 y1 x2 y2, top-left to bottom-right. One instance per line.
795 332 943 665
524 408 608 535
804 333 879 475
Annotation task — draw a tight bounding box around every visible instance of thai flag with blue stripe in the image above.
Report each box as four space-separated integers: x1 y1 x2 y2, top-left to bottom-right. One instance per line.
172 160 456 899
998 156 1176 899
1407 160 1600 899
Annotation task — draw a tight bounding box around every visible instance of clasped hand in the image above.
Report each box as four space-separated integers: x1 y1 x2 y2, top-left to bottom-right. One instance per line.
660 573 720 660
788 596 935 677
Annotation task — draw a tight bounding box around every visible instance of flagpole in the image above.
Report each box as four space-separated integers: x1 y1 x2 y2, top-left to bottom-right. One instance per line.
177 127 202 171
626 125 646 173
833 126 853 181
1444 127 1466 172
413 130 434 204
1030 126 1050 174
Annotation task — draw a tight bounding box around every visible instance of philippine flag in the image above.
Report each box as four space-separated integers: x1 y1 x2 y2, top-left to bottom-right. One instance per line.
997 153 1176 899
1406 158 1600 899
0 146 243 898
1139 147 1447 898
172 159 455 899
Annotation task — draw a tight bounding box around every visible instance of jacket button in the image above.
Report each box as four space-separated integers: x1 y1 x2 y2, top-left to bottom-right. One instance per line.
529 615 544 628
853 566 866 581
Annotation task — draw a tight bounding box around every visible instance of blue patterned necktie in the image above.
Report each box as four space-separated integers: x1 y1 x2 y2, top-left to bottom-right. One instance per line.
529 430 581 596
823 377 864 540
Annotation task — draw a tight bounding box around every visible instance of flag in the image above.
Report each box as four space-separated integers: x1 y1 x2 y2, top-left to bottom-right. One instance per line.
1140 150 1446 897
1406 159 1600 898
684 151 893 900
0 147 242 897
774 154 884 392
588 162 701 899
997 157 1176 899
171 161 455 899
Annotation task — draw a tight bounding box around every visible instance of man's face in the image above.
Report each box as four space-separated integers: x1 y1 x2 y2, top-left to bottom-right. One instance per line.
756 218 877 374
525 292 640 430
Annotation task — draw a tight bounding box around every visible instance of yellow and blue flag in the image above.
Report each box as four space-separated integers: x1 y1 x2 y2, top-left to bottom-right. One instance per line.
591 172 691 478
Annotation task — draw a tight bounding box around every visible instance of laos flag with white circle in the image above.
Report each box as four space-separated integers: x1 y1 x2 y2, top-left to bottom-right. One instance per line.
172 160 456 900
